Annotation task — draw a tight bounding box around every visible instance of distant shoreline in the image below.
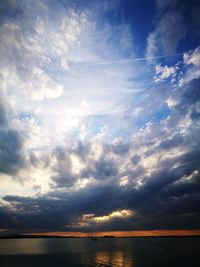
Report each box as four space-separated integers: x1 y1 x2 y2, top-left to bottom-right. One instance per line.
1 234 200 239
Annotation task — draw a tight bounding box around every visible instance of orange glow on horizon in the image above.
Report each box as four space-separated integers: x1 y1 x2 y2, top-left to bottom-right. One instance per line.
0 228 8 233
27 229 200 237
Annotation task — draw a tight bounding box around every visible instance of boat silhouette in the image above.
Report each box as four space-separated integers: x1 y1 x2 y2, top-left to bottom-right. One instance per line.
91 237 98 241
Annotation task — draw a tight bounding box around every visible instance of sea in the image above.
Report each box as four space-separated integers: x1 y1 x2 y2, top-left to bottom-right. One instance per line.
0 237 199 267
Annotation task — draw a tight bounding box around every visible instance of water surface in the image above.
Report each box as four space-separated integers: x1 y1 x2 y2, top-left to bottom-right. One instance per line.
0 237 199 266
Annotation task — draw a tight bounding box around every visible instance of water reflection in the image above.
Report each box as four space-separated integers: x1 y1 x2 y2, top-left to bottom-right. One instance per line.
0 238 200 267
82 251 133 267
0 239 46 255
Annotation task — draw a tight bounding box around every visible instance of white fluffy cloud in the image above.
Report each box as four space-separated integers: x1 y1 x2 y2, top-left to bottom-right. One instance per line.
183 46 200 66
0 9 89 101
179 46 200 86
154 64 177 82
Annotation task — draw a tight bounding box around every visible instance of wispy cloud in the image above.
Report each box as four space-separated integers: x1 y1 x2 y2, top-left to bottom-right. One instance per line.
87 53 183 66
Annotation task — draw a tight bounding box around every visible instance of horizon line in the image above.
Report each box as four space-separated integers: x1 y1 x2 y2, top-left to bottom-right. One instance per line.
10 229 200 238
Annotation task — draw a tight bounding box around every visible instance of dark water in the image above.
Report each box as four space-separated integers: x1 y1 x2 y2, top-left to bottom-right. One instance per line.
0 237 199 267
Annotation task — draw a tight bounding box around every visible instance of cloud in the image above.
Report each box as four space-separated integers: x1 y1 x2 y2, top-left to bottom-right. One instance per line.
51 147 78 187
178 46 200 86
2 85 200 231
0 94 8 128
147 0 200 60
0 9 86 101
0 1 200 234
0 92 26 176
76 209 134 228
147 11 186 58
154 64 177 82
155 0 180 10
118 24 134 54
184 46 200 66
0 0 141 151
0 128 25 175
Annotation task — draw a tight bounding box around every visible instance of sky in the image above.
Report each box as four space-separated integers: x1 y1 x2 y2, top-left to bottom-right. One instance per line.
0 0 200 236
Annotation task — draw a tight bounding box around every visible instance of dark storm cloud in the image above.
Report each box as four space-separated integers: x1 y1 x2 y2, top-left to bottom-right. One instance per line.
0 95 26 175
1 169 200 233
29 151 50 169
3 74 199 233
51 143 119 188
147 0 200 57
109 141 130 155
131 155 140 164
51 147 77 187
131 145 200 220
0 129 25 174
157 134 184 150
177 78 200 111
38 77 200 233
0 95 8 127
163 172 200 198
2 129 200 232
1 183 124 231
91 157 117 180
72 141 91 159
0 0 23 23
0 205 14 229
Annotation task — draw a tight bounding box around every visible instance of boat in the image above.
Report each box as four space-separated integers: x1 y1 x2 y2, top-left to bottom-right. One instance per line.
91 230 98 240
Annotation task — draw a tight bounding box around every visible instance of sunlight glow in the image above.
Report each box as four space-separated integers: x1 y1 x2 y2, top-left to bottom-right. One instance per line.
71 154 84 174
119 176 129 186
93 209 134 222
